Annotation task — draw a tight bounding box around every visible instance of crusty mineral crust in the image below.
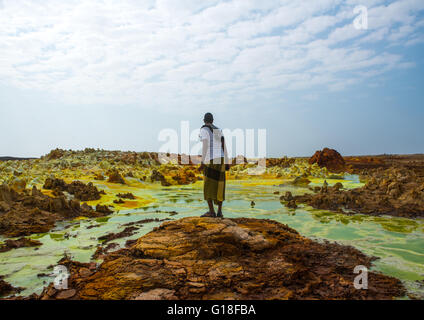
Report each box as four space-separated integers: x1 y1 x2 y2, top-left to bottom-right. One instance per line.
37 217 405 300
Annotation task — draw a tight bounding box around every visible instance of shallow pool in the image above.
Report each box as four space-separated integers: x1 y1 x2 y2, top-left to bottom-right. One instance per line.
1 176 423 298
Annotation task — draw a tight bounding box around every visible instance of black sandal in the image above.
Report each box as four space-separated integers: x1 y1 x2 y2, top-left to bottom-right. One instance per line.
216 211 223 218
201 212 216 218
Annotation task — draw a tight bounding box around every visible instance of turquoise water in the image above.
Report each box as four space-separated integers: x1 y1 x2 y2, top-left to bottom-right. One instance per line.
0 177 423 298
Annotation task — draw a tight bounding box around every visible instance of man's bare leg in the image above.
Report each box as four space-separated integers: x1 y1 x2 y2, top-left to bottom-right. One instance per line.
217 201 223 218
201 199 216 217
207 200 216 214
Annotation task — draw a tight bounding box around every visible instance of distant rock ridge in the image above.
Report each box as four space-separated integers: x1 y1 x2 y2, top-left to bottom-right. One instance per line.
0 157 37 161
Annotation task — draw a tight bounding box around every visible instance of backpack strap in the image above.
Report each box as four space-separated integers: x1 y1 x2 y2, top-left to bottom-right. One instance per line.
201 125 225 152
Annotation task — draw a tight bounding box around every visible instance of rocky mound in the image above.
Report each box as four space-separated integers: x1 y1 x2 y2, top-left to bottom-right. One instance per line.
290 166 424 218
107 169 126 184
150 169 166 184
37 217 404 300
44 148 65 160
309 148 346 173
43 178 105 201
0 184 112 237
116 192 136 199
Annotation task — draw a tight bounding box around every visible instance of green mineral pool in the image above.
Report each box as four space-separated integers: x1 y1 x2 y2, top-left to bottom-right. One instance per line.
0 176 423 298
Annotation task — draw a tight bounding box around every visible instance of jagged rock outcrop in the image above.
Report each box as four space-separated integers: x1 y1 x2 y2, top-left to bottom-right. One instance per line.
43 178 105 201
309 148 346 173
293 166 424 218
107 169 126 184
116 193 136 200
37 217 404 300
0 185 112 237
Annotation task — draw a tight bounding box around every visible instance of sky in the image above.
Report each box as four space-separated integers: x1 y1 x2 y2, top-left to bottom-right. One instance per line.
0 0 423 158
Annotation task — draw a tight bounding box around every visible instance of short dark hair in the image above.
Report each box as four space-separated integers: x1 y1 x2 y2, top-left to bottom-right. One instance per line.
204 112 214 123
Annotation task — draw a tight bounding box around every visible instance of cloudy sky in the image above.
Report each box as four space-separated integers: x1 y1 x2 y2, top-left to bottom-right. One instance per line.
0 0 423 158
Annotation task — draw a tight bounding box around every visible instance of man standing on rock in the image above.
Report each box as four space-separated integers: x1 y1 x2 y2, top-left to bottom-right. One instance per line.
199 112 229 218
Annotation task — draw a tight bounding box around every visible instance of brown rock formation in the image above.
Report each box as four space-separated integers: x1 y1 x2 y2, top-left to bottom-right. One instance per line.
280 192 298 209
107 170 126 184
309 148 346 172
43 178 105 201
44 148 65 160
95 204 113 215
93 173 105 181
119 152 138 165
67 181 105 201
150 170 170 186
116 193 136 200
293 166 424 218
344 156 387 173
266 158 295 168
0 237 42 253
170 168 198 185
37 217 404 300
0 185 112 237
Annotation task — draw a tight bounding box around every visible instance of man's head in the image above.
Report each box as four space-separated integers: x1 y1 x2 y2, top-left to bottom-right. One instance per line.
203 112 214 124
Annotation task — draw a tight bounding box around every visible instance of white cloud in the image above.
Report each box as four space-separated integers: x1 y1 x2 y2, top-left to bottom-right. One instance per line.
0 0 422 110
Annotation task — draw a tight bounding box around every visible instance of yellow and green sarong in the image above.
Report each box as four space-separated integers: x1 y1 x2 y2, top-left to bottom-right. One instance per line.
203 158 226 203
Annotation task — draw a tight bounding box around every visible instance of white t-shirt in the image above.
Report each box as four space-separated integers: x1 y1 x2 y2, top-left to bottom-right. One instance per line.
199 126 224 163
